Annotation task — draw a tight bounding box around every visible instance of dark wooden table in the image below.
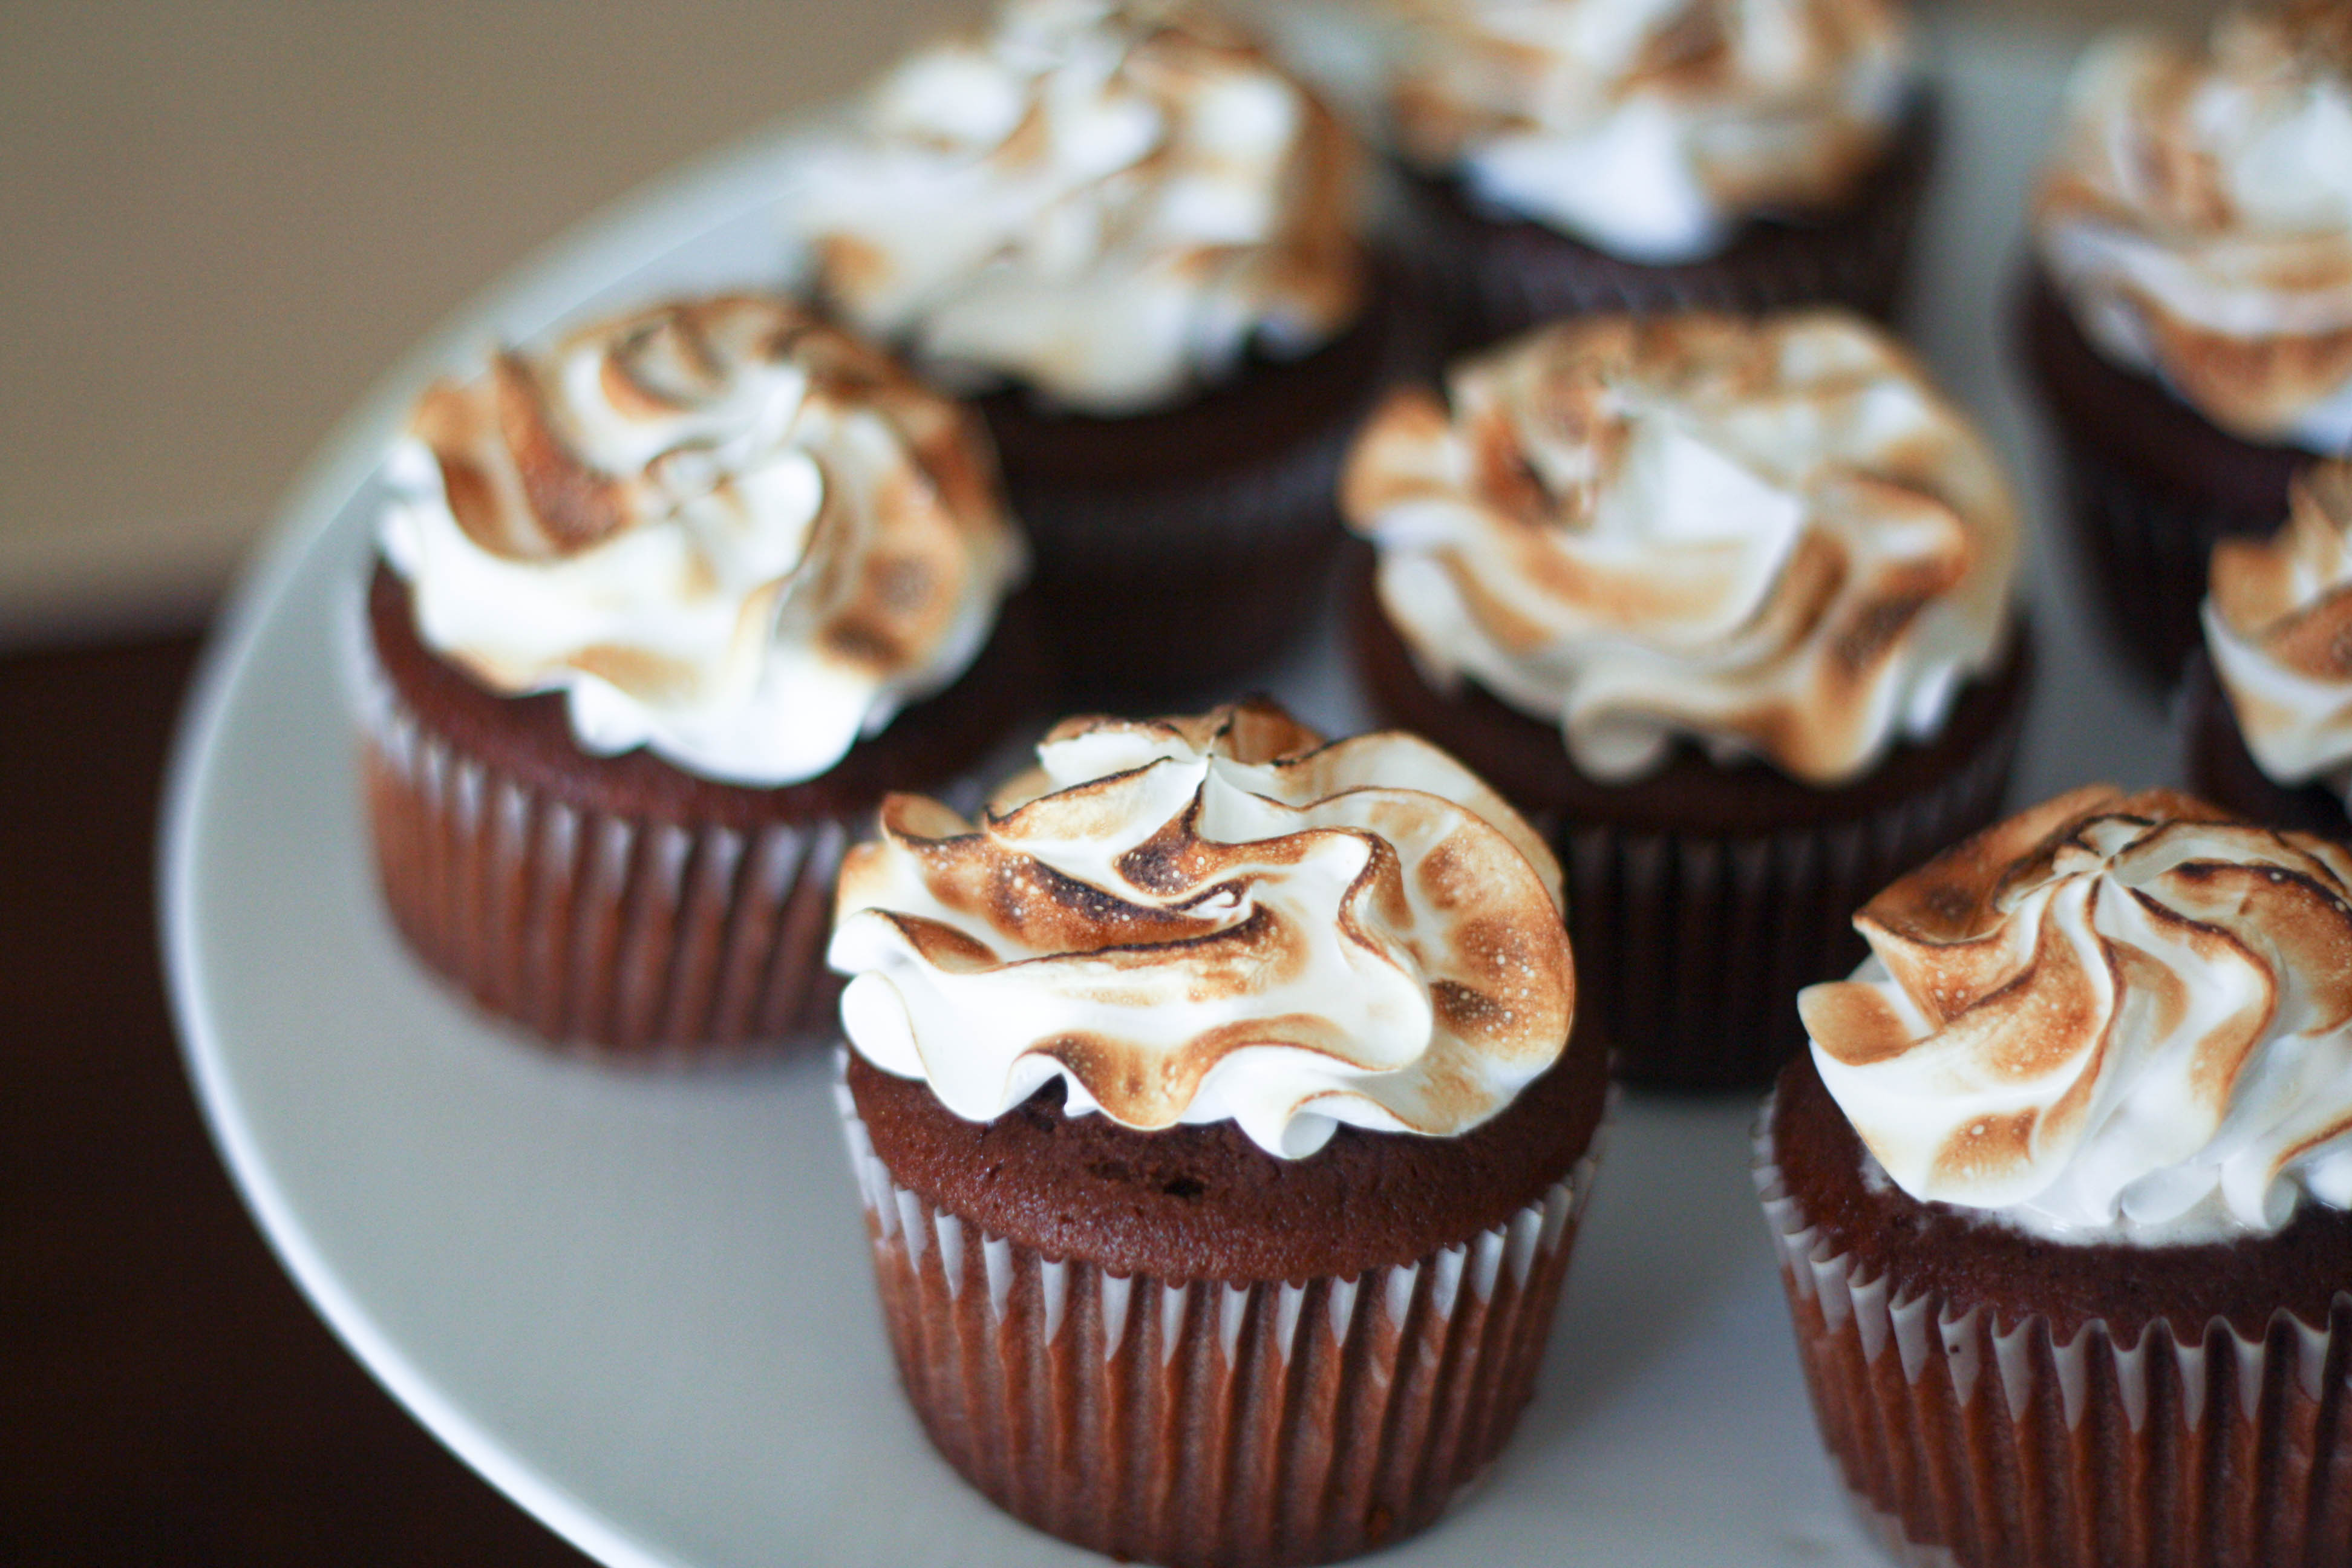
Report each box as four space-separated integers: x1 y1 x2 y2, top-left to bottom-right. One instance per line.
2 629 592 1566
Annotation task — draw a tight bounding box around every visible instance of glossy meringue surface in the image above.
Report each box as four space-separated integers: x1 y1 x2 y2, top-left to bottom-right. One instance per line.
829 701 1574 1159
794 0 1365 415
1342 310 2016 785
379 295 1025 785
1805 786 2352 1243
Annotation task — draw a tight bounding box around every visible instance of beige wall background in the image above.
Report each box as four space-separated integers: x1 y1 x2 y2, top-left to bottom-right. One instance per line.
0 0 2216 642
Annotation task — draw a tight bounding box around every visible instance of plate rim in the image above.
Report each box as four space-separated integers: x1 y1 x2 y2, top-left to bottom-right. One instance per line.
155 110 857 1568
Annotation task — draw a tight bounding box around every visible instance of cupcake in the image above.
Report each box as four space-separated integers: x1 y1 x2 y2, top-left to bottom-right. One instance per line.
792 0 1397 705
1384 0 1930 351
2186 457 2352 841
2022 1 2352 688
828 699 1605 1567
355 294 1036 1057
1763 786 2352 1568
1342 310 2027 1090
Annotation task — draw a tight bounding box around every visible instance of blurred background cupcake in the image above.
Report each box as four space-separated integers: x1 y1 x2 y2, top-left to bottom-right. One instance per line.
828 699 1606 1567
2022 0 2352 689
356 294 1037 1058
1383 0 1932 351
792 0 1400 705
1765 786 2352 1568
1342 309 2025 1089
2186 456 2352 840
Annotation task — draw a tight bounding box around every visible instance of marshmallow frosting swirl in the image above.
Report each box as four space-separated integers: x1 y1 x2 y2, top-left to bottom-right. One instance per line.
792 0 1365 416
828 700 1574 1159
1341 312 2017 785
1390 0 1911 263
2034 3 2352 449
377 296 1025 786
1802 787 2352 1243
2207 460 2352 799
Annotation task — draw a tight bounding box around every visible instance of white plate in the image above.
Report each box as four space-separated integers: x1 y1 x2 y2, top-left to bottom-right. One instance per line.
164 18 2169 1568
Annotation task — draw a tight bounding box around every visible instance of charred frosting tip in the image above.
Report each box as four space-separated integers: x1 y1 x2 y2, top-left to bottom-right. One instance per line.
791 0 1366 415
828 699 1574 1159
2206 459 2352 800
1341 310 2017 786
2034 1 2352 450
376 295 1026 786
1802 786 2352 1243
1389 0 1912 263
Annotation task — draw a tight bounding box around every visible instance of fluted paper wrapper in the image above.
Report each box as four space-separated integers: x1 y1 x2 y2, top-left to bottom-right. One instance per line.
1008 419 1352 705
2053 440 2284 690
1548 718 2020 1092
352 631 848 1058
837 1079 1598 1568
1755 1114 2352 1568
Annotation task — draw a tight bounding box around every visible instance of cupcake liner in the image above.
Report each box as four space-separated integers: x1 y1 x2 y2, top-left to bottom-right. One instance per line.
835 1073 1598 1568
359 693 851 1059
1756 1115 2352 1568
1540 711 2021 1091
1023 422 1345 570
1011 394 1351 584
1408 97 1934 353
1006 375 1373 709
2052 441 2286 691
988 265 1431 708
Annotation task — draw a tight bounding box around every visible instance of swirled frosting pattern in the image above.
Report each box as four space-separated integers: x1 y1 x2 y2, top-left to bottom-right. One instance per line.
2207 460 2352 799
378 295 1025 785
1341 312 2017 785
1803 786 2352 1241
1390 0 1910 263
792 0 1365 415
2034 3 2352 449
828 700 1574 1159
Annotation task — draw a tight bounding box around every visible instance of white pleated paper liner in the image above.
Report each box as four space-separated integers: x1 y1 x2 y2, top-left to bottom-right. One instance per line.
836 1067 1601 1568
348 596 851 1058
1754 1103 2352 1568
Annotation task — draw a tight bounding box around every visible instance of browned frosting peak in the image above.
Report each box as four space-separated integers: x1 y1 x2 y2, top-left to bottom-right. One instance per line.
410 298 998 566
1387 0 1910 261
828 699 1574 1158
1341 310 2016 785
1805 785 2352 1237
2034 2 2352 446
794 0 1365 413
2205 459 2352 788
2212 460 2352 663
377 294 1026 784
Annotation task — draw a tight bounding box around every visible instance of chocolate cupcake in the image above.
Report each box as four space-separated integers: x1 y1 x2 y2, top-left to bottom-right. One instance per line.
1342 310 2027 1091
828 700 1605 1567
792 0 1396 705
2184 457 2352 841
1763 786 2352 1568
353 295 1036 1058
2022 2 2352 689
1383 0 1931 351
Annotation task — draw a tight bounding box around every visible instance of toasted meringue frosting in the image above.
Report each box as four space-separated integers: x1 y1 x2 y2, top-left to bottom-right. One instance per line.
1341 312 2017 785
377 295 1026 786
2034 4 2352 449
2206 461 2352 800
1803 787 2352 1243
791 0 1365 416
828 700 1574 1159
1389 0 1911 263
